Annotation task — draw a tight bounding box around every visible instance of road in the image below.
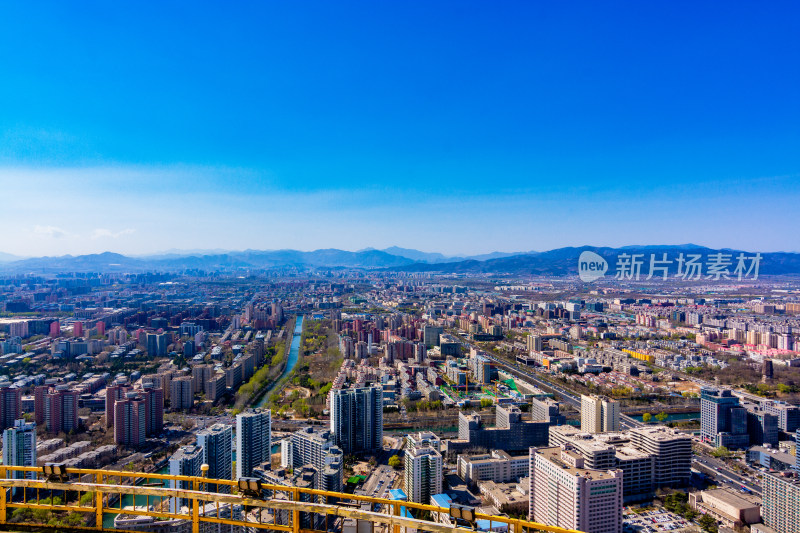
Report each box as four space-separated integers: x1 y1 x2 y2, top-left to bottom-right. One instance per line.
693 455 762 494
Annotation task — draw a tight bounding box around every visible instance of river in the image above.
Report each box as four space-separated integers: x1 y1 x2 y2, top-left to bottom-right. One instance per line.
257 315 304 408
103 316 304 527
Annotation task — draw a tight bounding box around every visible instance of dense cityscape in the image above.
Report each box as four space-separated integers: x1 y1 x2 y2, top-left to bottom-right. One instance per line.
2 2 797 533
0 259 799 533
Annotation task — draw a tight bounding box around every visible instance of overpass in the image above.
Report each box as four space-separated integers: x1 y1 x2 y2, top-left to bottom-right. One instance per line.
0 465 582 533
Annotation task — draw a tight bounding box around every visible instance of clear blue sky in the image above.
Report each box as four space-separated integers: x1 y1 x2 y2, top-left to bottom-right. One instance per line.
1 1 799 256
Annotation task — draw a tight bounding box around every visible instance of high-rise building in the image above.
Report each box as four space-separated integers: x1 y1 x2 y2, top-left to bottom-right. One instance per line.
3 419 37 487
73 321 83 338
422 325 443 348
236 409 271 479
280 439 293 468
141 384 164 436
105 383 130 428
170 376 194 410
550 425 692 502
527 334 543 352
406 431 441 452
329 385 383 455
197 423 233 493
745 405 779 447
762 400 800 433
404 442 443 504
762 472 800 533
0 386 22 430
581 395 619 433
34 385 48 426
192 365 214 394
146 333 168 357
700 388 749 449
169 445 203 513
290 427 344 493
44 386 79 433
114 393 146 447
529 446 623 533
531 397 565 426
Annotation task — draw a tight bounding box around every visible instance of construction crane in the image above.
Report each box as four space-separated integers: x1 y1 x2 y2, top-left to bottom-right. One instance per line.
490 379 503 403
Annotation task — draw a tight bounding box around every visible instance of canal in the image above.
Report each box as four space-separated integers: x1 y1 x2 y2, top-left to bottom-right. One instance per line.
257 315 304 408
103 317 305 527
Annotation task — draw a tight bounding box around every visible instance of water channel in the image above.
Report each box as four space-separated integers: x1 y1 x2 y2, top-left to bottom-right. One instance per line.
257 315 304 408
103 315 304 527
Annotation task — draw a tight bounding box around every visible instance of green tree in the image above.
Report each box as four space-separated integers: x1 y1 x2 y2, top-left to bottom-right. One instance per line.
655 411 669 423
388 455 402 469
642 413 652 423
698 514 718 533
711 446 731 458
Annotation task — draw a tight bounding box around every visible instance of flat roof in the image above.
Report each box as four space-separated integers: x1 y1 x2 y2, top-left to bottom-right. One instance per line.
536 446 618 480
702 488 760 510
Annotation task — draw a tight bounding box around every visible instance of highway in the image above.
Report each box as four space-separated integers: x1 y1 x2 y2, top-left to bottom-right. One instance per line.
693 455 762 495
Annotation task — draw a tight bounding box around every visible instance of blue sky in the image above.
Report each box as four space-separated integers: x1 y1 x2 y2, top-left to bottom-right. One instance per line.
1 1 799 256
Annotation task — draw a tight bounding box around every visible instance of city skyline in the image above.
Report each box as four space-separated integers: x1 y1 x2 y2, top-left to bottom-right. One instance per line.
1 2 799 256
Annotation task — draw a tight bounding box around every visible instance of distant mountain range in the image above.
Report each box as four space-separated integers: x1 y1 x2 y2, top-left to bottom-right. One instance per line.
0 245 799 276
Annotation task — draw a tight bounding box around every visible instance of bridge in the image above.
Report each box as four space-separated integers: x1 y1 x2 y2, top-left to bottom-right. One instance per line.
0 465 580 533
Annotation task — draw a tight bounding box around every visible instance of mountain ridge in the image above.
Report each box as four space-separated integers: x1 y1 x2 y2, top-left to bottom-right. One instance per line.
0 244 798 276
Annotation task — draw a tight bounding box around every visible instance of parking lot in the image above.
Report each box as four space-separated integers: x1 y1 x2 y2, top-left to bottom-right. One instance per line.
624 507 698 533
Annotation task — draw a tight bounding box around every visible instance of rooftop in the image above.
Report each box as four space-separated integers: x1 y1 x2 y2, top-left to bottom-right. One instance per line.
536 446 619 480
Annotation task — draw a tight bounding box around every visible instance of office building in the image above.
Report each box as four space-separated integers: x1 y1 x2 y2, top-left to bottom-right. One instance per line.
529 446 623 533
170 376 194 410
329 385 383 455
627 426 692 488
762 472 800 533
701 388 749 449
236 409 271 479
404 442 443 504
0 386 22 430
196 423 233 493
3 419 37 486
745 404 779 446
453 405 549 453
169 445 203 513
457 450 529 486
146 333 168 357
423 325 443 348
550 425 691 502
581 395 620 433
762 400 800 433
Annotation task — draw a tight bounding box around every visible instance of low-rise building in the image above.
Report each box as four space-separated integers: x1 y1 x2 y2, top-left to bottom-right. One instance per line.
689 488 761 529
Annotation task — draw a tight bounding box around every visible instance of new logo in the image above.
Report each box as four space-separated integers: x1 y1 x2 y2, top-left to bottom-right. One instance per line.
578 251 608 282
